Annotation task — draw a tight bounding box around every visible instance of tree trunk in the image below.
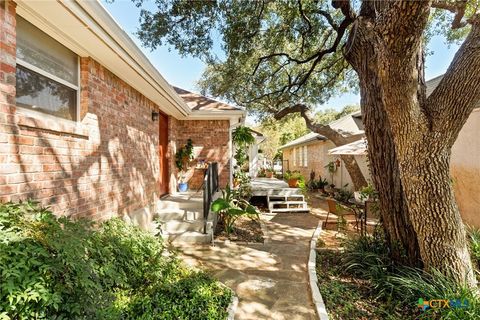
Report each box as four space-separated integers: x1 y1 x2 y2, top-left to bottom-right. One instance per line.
345 1 479 285
345 14 422 267
339 154 368 190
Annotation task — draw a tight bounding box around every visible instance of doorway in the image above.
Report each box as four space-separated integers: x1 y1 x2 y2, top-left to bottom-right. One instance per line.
159 112 169 195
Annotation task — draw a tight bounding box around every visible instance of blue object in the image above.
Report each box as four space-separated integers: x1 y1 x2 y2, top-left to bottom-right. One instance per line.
178 182 188 192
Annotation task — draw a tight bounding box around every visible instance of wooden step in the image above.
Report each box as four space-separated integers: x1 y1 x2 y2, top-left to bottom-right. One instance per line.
268 195 304 200
270 207 310 213
268 201 307 205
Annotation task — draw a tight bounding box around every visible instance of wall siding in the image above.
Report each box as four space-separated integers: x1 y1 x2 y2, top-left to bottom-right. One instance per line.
169 119 230 191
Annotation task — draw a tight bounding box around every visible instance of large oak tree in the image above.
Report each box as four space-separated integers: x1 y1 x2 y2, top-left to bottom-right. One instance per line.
131 0 480 286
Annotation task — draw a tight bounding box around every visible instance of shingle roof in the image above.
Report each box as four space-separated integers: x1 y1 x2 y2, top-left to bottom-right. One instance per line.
328 112 364 137
173 86 243 111
426 74 444 97
278 132 327 150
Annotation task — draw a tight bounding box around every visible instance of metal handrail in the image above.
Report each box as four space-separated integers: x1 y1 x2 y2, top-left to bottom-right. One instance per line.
203 162 219 234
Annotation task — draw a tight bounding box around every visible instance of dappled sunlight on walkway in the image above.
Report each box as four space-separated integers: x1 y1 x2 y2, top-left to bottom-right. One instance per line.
175 210 324 319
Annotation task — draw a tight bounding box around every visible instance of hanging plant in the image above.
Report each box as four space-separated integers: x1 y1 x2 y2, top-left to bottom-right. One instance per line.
175 139 194 172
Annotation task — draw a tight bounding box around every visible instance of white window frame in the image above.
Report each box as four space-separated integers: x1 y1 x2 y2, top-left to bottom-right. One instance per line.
298 147 303 167
303 145 308 167
15 33 81 123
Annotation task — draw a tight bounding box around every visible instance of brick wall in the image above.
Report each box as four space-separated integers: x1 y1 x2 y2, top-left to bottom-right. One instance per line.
0 3 162 221
169 119 230 191
283 142 333 180
1 5 233 223
1 56 162 220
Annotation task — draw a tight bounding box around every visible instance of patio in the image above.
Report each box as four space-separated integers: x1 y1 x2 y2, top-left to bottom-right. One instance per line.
175 210 321 320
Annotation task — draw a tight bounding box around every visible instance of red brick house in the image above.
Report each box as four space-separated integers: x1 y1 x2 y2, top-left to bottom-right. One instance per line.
0 1 245 226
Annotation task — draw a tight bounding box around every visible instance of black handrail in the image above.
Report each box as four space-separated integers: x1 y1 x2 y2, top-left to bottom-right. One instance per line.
203 162 219 234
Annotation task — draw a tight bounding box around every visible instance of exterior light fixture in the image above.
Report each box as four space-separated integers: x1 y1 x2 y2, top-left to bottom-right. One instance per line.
152 111 160 121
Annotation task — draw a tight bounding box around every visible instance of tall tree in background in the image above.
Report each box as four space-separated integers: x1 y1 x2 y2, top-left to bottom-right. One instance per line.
132 0 480 286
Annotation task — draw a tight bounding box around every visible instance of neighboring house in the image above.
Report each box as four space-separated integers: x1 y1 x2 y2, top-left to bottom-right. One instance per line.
0 1 245 226
280 74 479 227
279 112 370 188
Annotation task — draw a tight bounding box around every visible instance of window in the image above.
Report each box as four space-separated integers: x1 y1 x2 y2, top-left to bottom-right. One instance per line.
16 16 79 121
298 147 302 167
293 147 297 166
303 146 308 167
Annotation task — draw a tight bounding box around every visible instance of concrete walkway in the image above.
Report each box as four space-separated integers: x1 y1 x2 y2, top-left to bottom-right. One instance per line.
176 212 321 320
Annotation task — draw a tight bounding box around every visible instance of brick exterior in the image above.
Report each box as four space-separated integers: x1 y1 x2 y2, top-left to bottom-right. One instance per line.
283 141 335 181
283 140 370 189
169 118 230 191
0 5 232 220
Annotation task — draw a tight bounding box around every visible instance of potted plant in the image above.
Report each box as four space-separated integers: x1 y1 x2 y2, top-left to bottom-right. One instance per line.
285 170 303 188
317 177 329 193
175 139 194 192
265 167 274 178
324 160 337 185
354 183 377 202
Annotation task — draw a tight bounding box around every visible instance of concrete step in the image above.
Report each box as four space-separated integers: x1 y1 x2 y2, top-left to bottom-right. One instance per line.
156 208 203 221
161 219 208 233
162 231 212 244
157 199 203 211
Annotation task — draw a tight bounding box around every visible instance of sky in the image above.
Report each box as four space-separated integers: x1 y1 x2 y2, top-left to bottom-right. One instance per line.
103 0 461 114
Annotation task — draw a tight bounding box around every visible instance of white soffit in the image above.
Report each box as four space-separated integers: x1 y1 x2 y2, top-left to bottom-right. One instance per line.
16 0 190 119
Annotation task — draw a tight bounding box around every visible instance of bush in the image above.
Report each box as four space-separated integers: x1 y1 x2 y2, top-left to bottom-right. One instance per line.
0 201 232 319
467 227 480 268
340 233 480 319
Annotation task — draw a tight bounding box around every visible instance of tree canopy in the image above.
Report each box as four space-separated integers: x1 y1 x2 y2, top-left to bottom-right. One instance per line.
132 0 478 116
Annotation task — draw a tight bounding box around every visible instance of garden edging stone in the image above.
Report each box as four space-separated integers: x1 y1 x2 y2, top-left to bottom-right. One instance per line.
309 221 329 320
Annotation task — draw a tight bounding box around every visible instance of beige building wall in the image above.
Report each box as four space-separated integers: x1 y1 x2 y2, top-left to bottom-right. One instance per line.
451 108 480 228
283 140 371 189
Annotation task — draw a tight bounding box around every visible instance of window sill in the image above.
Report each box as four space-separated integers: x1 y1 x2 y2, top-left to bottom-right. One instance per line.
16 108 89 138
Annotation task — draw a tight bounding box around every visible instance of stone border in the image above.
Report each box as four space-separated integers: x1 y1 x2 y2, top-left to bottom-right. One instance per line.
308 221 329 320
259 217 270 244
218 282 238 320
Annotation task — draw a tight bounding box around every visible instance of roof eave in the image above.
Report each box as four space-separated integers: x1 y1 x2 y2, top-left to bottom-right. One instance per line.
16 0 192 119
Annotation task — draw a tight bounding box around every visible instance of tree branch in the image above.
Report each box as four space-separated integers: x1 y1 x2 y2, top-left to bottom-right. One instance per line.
273 103 357 145
432 0 468 29
426 19 480 145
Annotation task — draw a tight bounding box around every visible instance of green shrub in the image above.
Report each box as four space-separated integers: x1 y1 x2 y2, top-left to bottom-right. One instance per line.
0 201 231 319
339 233 480 319
467 227 480 268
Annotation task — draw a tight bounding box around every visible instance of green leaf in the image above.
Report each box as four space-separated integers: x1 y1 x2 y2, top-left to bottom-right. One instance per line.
211 199 229 212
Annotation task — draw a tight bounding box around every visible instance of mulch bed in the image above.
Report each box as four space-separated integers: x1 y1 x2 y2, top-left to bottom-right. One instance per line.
316 232 416 320
214 216 264 243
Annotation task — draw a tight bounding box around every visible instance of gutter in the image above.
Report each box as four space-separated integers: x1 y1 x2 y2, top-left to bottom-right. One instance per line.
69 0 192 117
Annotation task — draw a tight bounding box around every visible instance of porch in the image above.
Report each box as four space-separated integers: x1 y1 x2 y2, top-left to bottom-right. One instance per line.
251 177 289 196
157 163 220 244
250 178 309 213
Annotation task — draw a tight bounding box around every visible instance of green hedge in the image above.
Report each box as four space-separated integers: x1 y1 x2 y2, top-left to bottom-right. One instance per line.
0 201 231 319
